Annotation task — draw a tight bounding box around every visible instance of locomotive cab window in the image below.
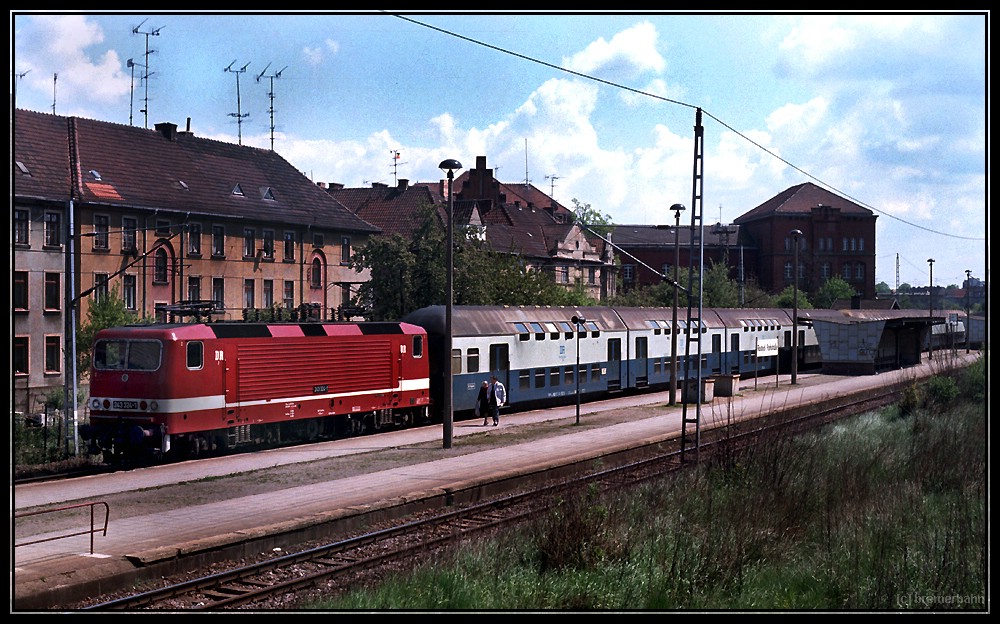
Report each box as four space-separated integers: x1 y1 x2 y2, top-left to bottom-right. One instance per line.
186 341 204 370
412 335 423 358
94 339 162 371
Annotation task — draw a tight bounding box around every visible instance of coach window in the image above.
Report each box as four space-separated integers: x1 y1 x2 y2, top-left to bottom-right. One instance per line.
412 335 423 358
467 347 480 373
534 368 545 388
451 348 461 375
549 367 560 387
529 322 545 340
187 341 204 370
545 323 559 340
558 321 574 339
514 323 531 341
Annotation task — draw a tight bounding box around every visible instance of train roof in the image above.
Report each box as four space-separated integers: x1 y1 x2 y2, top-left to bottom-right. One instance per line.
404 305 628 337
95 321 425 341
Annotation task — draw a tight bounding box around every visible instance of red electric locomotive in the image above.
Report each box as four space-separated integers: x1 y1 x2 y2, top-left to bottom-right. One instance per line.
81 320 431 461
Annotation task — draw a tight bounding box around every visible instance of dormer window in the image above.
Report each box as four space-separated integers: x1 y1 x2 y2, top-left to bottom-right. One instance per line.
232 184 245 197
260 187 275 201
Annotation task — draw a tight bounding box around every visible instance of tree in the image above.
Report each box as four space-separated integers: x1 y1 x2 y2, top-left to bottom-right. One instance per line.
774 284 814 309
570 198 614 238
76 284 144 375
813 276 856 309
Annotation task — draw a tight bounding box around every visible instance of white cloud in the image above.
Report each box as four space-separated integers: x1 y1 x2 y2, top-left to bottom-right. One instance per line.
563 21 665 80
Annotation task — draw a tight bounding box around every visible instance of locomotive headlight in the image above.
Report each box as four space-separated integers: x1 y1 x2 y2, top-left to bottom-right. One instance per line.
140 401 148 411
91 398 100 409
103 399 111 409
150 400 159 412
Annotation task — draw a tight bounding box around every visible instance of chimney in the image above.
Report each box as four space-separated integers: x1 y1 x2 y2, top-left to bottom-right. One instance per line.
397 179 409 190
155 122 178 141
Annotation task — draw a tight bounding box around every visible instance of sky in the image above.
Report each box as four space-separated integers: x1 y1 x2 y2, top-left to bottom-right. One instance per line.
10 11 988 292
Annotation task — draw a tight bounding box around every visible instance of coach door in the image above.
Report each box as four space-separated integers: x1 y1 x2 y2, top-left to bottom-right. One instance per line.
488 343 510 394
607 338 622 391
730 333 741 374
634 336 648 388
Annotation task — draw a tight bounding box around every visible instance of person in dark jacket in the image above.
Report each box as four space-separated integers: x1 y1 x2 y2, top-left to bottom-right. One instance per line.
475 380 490 426
488 375 506 426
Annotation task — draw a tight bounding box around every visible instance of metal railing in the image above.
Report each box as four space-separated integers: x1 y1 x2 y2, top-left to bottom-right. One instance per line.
14 501 110 555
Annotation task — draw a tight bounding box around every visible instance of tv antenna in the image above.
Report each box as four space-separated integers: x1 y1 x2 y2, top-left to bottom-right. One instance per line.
389 150 407 185
225 60 251 145
13 69 31 108
131 19 162 128
523 138 531 186
256 63 287 151
126 59 146 126
544 174 560 198
51 73 57 114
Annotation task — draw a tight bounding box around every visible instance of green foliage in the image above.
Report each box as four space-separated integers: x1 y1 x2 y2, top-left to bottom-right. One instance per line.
813 276 856 309
570 198 614 238
774 284 814 309
350 202 597 320
311 397 985 611
76 284 144 375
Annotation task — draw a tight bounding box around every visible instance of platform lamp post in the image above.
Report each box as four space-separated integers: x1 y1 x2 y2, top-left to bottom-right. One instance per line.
965 269 972 353
927 258 935 360
669 203 686 406
572 315 587 425
790 229 803 385
439 158 462 449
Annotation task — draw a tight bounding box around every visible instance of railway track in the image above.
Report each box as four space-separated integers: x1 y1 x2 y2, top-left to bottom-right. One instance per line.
77 387 892 611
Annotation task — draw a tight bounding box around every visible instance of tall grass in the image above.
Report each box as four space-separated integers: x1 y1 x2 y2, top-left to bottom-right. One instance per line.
310 358 987 611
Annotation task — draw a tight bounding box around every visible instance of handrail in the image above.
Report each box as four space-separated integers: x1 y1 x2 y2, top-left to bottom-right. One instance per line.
14 501 110 555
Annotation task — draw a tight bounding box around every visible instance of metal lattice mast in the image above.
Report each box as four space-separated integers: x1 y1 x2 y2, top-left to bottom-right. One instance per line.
680 108 705 464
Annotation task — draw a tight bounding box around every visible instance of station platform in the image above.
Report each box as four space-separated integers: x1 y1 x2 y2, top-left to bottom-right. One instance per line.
11 353 979 610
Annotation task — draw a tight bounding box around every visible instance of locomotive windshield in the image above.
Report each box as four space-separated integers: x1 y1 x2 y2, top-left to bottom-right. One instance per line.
94 339 163 371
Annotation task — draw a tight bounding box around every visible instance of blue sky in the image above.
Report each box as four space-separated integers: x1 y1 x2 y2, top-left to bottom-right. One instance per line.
11 11 988 291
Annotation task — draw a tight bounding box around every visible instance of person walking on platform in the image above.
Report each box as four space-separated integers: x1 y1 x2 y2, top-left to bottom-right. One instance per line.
476 380 490 426
488 375 506 426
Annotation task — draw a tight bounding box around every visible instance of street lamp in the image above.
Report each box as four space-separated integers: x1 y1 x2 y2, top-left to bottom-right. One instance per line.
572 315 587 425
669 203 685 406
965 269 972 354
439 158 462 449
927 258 935 360
789 229 803 385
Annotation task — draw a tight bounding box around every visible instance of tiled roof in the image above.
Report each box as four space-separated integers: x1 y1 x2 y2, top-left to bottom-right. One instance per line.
12 109 73 201
611 223 741 247
13 108 379 234
733 182 874 223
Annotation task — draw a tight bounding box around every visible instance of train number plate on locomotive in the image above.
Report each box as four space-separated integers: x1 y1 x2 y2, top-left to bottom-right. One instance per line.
112 400 139 410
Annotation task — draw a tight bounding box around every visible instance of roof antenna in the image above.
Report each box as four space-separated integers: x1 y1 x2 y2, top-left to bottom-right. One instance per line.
523 138 531 186
390 150 406 185
256 63 287 151
13 69 30 109
545 174 560 198
131 19 162 128
51 72 57 114
225 60 251 145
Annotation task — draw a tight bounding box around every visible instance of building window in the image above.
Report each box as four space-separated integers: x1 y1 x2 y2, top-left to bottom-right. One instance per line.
783 262 793 280
817 237 825 252
842 264 852 280
842 237 849 251
123 274 137 310
589 267 597 284
243 228 256 258
340 285 351 309
44 211 61 246
622 264 634 283
850 238 857 252
263 280 274 308
283 231 295 261
14 271 29 310
94 273 109 301
213 277 225 310
798 261 805 279
93 214 110 250
263 229 275 259
855 263 865 280
187 276 201 301
243 279 255 309
122 216 138 254
310 258 322 288
826 237 833 252
14 337 29 375
15 209 29 245
341 236 351 263
154 247 169 283
212 225 226 257
313 233 324 248
44 335 61 373
283 281 294 309
156 219 171 236
555 266 569 283
44 272 60 311
858 238 864 252
188 223 202 255
820 262 831 280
